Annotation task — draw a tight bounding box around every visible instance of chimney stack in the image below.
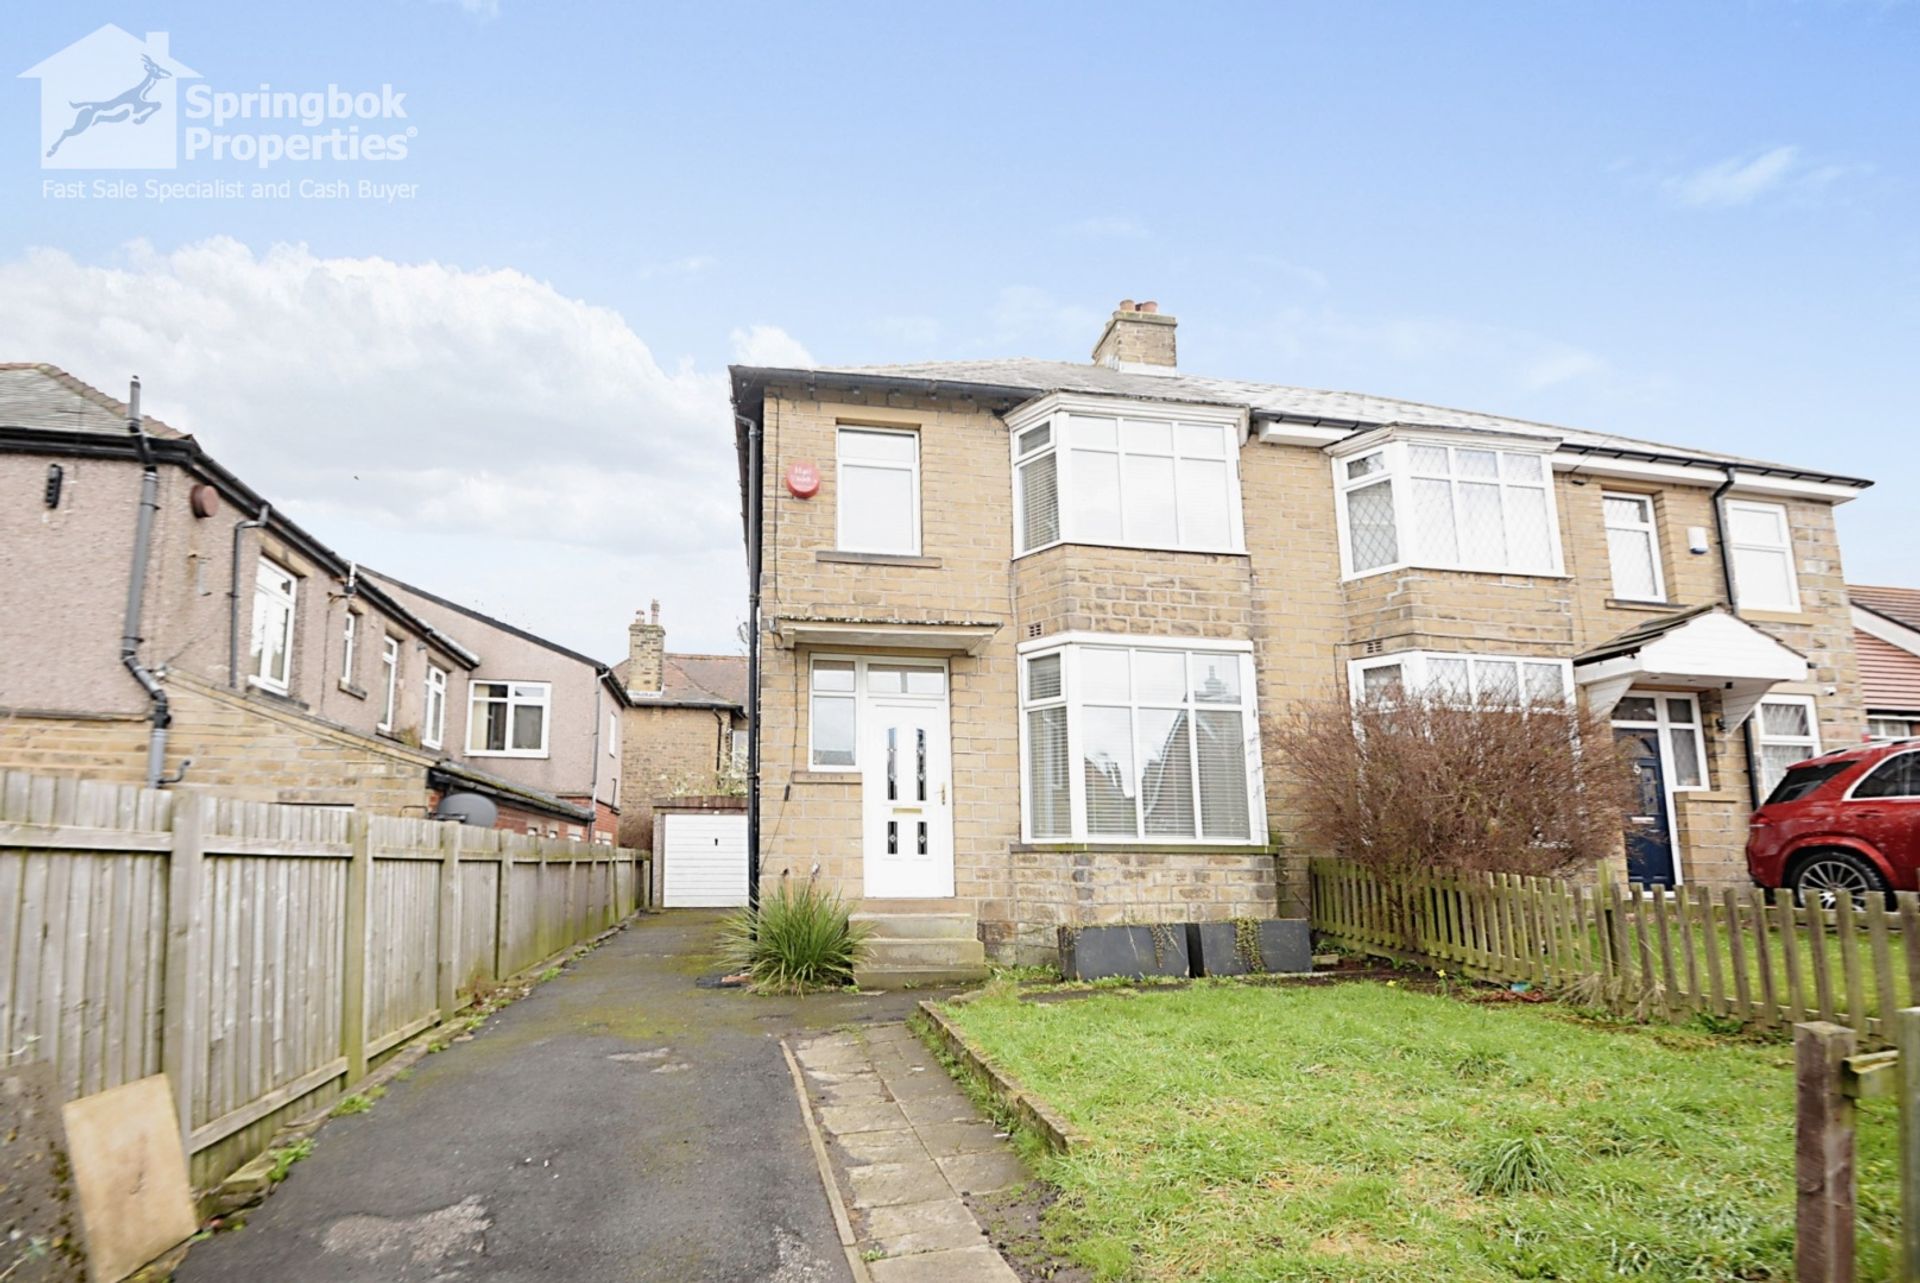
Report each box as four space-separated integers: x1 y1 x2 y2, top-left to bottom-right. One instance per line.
628 603 665 693
1091 299 1177 371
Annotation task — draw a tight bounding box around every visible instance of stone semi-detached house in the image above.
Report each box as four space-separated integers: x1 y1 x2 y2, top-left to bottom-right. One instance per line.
729 302 1874 974
611 602 747 849
0 364 622 837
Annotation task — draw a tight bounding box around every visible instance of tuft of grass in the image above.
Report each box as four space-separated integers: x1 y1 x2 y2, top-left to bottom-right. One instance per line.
720 877 870 994
265 1138 313 1183
1461 1134 1564 1196
538 966 564 983
329 1086 386 1118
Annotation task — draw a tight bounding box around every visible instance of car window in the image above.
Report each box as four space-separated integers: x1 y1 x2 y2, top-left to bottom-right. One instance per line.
1854 752 1920 800
1765 759 1853 806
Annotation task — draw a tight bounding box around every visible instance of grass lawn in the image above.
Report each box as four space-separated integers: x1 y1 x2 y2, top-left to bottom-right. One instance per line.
940 980 1900 1282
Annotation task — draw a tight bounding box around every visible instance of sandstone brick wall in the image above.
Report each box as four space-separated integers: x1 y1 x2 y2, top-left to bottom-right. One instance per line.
617 703 736 848
997 847 1279 966
1013 546 1252 639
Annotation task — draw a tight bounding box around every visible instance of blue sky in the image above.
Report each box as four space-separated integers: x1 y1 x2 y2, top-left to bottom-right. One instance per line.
5 1 1915 657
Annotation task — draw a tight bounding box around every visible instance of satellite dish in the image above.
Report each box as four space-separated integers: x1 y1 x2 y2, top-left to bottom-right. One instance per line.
432 792 498 828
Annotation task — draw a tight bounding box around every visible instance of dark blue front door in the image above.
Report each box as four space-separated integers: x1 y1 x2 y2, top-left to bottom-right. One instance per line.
1616 726 1675 886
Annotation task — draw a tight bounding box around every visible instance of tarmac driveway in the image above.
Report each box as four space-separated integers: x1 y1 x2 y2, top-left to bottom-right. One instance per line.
176 910 939 1283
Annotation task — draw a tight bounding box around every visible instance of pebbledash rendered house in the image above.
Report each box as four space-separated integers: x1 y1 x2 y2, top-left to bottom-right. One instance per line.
728 302 1873 981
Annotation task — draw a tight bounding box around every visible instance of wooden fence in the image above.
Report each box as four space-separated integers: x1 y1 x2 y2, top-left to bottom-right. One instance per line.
1311 859 1920 1050
0 770 651 1186
1794 1015 1920 1282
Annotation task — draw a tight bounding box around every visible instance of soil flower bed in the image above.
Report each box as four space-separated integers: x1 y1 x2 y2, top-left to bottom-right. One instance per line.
939 980 1899 1282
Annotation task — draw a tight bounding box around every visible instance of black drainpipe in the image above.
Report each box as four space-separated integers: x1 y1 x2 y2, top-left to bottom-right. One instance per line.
1712 465 1766 810
120 378 181 788
737 412 765 915
227 501 272 688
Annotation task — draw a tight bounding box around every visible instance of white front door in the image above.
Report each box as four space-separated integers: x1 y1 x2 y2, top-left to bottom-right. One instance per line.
862 692 954 899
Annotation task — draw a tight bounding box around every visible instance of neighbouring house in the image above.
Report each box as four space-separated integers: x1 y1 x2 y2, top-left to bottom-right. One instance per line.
730 300 1874 971
0 364 623 839
362 571 629 840
611 601 747 849
1851 585 1920 744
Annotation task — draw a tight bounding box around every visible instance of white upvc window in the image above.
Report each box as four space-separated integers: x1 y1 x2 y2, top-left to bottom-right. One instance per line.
1333 437 1562 578
1347 651 1573 708
1726 499 1800 612
1018 637 1265 844
1603 492 1667 602
1869 716 1920 744
807 656 946 768
607 708 619 758
340 609 359 690
1756 695 1821 796
1010 410 1245 557
378 636 400 732
836 427 920 555
731 727 748 771
248 560 297 694
1611 692 1709 790
423 664 448 750
468 681 551 757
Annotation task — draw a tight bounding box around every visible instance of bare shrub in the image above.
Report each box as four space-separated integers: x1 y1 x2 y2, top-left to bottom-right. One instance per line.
1269 689 1638 881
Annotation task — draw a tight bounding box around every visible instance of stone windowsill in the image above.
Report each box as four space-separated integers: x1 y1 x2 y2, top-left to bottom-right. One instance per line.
816 550 943 569
790 769 861 785
338 680 368 700
1606 597 1681 613
1012 842 1281 856
1673 790 1743 804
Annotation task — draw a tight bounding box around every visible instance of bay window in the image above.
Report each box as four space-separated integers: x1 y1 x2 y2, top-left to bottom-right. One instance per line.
1349 651 1572 708
1020 639 1264 843
1011 407 1244 556
1335 437 1561 578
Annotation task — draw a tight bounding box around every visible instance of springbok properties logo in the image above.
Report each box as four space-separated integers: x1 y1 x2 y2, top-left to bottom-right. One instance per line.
21 25 416 179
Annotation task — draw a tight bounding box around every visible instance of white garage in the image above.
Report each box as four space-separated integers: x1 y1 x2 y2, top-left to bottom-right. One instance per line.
660 810 749 907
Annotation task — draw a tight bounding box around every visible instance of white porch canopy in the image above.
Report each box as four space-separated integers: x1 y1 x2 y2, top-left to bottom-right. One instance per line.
772 616 1001 656
1574 606 1808 728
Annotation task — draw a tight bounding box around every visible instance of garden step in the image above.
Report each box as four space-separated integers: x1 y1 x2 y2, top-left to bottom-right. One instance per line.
851 965 991 990
851 911 976 940
861 935 987 969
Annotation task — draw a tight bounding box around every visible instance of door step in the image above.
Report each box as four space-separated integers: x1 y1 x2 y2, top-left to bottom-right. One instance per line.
851 912 989 989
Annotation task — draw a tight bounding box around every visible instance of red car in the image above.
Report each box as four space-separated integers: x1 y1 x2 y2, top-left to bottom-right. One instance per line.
1748 738 1920 902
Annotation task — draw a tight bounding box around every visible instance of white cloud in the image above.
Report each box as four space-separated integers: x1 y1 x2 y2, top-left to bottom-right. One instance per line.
0 237 787 657
728 324 814 368
1666 146 1797 209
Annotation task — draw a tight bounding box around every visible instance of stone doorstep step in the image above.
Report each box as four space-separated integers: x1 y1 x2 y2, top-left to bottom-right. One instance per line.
850 911 977 940
856 897 967 915
851 964 991 991
862 936 987 969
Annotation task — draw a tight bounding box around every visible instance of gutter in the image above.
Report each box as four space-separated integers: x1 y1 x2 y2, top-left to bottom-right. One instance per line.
1712 465 1766 810
119 379 185 788
738 411 765 914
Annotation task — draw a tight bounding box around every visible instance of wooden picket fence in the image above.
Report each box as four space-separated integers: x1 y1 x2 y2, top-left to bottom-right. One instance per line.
0 770 651 1187
1795 1014 1920 1282
1310 859 1920 1049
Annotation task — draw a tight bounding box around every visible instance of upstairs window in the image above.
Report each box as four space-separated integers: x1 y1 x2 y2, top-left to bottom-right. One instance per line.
378 637 400 732
340 609 359 689
1020 641 1263 843
1335 440 1560 578
423 664 448 750
1012 413 1243 555
1727 499 1800 612
836 427 920 555
1603 492 1666 602
469 680 550 757
248 560 297 694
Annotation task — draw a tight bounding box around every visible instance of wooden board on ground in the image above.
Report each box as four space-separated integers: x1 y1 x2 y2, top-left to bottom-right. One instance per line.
60 1075 195 1283
1 1062 84 1283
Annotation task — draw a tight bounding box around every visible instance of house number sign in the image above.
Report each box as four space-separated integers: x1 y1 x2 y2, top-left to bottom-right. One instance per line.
786 460 820 498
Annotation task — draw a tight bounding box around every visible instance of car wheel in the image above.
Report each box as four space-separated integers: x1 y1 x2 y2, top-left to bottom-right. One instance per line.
1789 850 1889 910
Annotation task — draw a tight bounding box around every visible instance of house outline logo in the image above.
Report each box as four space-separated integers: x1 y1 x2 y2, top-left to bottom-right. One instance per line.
20 26 200 170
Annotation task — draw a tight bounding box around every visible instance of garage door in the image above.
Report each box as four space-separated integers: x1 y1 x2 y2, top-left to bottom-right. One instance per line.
662 812 748 907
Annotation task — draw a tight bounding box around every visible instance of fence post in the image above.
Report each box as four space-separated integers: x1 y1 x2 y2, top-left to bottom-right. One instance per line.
1899 1007 1920 1282
437 821 461 1017
160 794 207 1154
1797 1020 1857 1283
495 841 515 979
341 810 371 1086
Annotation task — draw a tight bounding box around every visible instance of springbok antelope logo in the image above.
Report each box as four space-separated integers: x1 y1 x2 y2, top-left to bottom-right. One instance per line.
45 54 171 158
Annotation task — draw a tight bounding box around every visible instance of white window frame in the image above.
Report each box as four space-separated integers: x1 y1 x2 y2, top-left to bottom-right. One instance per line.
807 655 947 769
1868 716 1920 745
731 726 749 771
607 708 619 758
1726 498 1801 613
1346 651 1574 709
466 680 552 758
1602 491 1667 603
1005 395 1248 558
1015 633 1267 846
423 663 448 750
378 636 400 733
1609 690 1710 792
248 559 298 695
835 426 921 556
1330 432 1566 581
339 608 359 692
1756 694 1822 796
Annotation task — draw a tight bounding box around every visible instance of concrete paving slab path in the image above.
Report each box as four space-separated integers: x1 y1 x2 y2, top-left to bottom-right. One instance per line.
176 911 948 1283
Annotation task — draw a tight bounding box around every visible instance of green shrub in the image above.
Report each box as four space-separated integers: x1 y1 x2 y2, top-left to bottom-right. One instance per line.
721 878 869 994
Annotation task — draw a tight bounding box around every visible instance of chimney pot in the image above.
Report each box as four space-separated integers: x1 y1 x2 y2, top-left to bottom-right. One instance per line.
1136 300 1158 314
1117 299 1135 312
649 599 661 625
1091 299 1177 370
